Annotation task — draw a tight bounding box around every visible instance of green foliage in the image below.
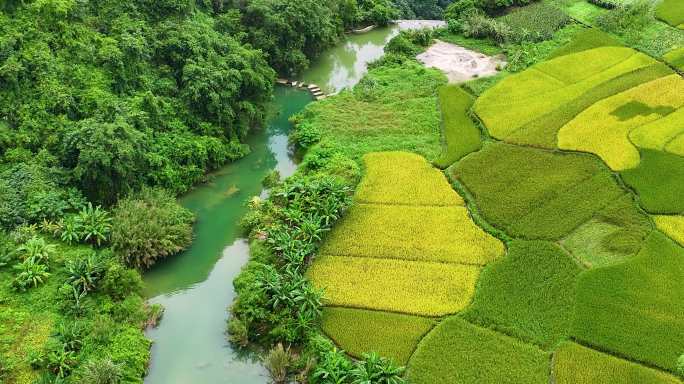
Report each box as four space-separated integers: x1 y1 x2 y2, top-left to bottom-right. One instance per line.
476 0 539 11
463 240 582 348
588 0 623 9
452 143 627 239
65 252 105 295
572 232 684 372
11 258 51 291
18 236 55 264
111 188 194 269
621 150 684 214
555 342 682 384
100 263 144 301
407 316 549 384
678 354 684 378
350 352 405 384
75 203 112 247
79 358 123 384
321 307 435 365
433 86 481 168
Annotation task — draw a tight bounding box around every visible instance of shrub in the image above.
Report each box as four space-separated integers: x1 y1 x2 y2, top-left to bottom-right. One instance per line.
678 354 684 378
444 0 477 21
79 358 123 384
17 235 55 264
350 352 405 384
588 0 622 9
264 343 291 384
111 188 194 269
101 263 144 300
227 317 250 348
312 348 353 384
290 121 321 149
75 203 112 247
11 259 50 291
65 252 106 295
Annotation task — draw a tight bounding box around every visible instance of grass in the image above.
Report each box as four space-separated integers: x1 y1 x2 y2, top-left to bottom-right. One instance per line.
319 204 504 265
462 240 582 349
307 255 480 317
656 0 684 28
562 195 653 268
554 342 682 384
558 74 684 171
433 86 481 169
654 215 684 246
572 232 684 372
549 0 608 25
629 107 684 156
475 47 659 143
406 316 549 384
320 307 435 365
355 152 464 206
664 47 684 71
451 143 626 240
621 149 684 214
547 27 623 59
296 62 446 161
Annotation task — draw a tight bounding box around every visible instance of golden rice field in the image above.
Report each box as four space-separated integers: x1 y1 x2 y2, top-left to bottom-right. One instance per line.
558 74 684 170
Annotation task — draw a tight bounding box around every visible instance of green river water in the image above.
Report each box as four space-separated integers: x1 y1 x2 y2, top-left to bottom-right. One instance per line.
143 22 440 384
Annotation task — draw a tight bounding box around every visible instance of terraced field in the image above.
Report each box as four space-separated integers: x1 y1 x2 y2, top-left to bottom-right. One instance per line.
304 23 684 383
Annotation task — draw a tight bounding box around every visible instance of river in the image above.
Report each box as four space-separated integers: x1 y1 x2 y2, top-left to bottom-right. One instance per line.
143 21 444 384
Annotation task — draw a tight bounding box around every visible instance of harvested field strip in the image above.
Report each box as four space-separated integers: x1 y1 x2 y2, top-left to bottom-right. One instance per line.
307 255 481 317
462 241 582 349
629 107 684 155
572 232 684 372
452 143 629 240
433 86 482 169
654 215 684 246
621 149 684 214
321 307 436 365
355 152 463 206
508 63 673 148
558 74 684 170
318 203 504 265
475 47 660 141
406 316 549 384
554 342 682 384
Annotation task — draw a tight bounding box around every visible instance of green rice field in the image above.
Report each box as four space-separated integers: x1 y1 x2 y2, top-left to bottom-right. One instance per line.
300 10 684 383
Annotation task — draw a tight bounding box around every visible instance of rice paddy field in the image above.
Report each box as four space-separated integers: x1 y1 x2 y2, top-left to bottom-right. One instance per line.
298 3 684 382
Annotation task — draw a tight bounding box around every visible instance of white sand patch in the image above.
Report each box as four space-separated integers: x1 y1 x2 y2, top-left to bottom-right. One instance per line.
396 20 447 30
417 40 506 83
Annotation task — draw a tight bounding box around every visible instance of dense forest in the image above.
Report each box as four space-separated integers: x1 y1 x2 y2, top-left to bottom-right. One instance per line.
0 1 455 383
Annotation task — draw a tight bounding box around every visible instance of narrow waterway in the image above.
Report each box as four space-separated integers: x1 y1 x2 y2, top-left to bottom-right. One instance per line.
143 21 443 384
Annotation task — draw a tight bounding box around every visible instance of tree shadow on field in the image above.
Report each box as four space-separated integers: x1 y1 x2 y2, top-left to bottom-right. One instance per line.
610 101 675 121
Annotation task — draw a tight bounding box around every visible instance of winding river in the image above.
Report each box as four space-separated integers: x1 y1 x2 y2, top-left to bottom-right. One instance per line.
143 21 443 384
